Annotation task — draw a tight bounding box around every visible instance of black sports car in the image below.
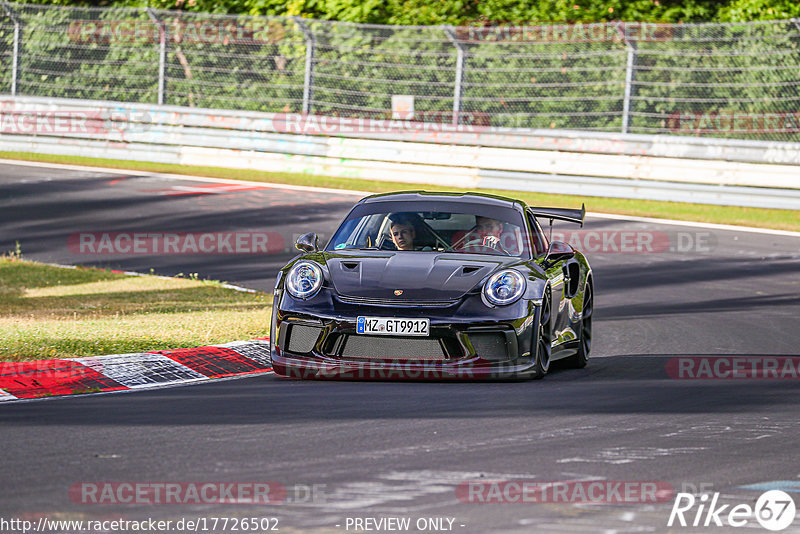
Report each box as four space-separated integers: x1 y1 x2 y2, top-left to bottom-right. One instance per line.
270 191 593 380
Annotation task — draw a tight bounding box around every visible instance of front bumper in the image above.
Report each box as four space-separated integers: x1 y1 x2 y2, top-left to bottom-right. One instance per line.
271 292 540 380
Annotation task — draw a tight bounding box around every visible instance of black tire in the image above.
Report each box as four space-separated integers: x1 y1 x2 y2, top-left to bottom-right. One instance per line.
530 288 552 379
564 281 593 369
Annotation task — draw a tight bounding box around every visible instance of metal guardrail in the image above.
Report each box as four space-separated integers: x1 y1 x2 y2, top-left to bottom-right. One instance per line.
5 96 800 164
2 96 800 210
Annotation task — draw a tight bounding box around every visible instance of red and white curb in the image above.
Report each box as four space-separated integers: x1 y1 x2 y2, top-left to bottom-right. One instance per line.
0 339 271 402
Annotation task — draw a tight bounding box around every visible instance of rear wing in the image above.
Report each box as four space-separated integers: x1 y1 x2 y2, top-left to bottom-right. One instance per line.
530 203 585 227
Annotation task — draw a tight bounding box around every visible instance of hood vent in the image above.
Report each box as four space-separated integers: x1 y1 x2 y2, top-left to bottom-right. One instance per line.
325 253 511 301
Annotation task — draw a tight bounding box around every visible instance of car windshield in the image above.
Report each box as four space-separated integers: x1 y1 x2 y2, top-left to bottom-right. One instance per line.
326 201 530 258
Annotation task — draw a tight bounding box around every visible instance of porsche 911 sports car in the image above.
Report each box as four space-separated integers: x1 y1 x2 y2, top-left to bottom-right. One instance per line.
270 191 593 380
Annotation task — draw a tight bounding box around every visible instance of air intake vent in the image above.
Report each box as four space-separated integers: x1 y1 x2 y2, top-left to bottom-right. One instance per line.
341 336 446 361
461 265 482 275
287 325 321 353
341 262 360 271
469 332 510 361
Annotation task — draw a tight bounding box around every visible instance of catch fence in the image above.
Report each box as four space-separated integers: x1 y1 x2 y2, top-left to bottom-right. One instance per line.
2 3 800 141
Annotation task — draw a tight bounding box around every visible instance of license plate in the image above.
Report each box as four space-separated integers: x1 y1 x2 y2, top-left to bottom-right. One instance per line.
356 316 430 336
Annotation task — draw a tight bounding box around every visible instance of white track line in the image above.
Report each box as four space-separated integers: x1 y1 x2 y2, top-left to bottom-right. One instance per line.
2 158 797 237
0 158 369 197
589 212 800 237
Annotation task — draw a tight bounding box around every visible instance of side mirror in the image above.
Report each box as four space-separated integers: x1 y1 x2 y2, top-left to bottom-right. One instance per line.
295 232 319 253
545 240 575 264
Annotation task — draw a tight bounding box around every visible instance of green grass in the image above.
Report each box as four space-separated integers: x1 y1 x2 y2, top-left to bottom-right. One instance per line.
0 258 272 362
2 151 798 232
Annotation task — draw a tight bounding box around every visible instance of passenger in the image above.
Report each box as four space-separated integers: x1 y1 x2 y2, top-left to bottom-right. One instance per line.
388 213 417 251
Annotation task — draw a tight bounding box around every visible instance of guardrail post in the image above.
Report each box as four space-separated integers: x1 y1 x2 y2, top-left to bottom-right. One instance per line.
617 22 638 134
295 18 315 115
146 8 167 106
444 26 465 126
2 3 21 96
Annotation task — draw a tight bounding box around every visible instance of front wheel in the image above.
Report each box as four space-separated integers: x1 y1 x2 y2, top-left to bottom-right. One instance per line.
564 282 592 369
530 289 552 379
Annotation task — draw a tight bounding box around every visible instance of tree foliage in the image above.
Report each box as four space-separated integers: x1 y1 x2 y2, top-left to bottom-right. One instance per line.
7 0 800 23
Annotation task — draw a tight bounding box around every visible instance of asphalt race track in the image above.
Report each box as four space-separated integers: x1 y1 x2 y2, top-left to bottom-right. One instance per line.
2 161 800 533
0 162 363 290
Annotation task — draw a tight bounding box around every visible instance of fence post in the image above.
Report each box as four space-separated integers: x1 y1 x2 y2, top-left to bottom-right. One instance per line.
2 3 20 96
617 22 638 134
295 18 315 115
146 8 167 106
444 26 465 126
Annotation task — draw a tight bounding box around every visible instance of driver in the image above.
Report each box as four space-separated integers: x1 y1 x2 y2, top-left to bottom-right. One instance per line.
389 214 416 251
475 216 503 248
453 216 505 252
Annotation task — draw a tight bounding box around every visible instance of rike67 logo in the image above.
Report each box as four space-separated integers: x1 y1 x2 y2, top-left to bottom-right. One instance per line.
668 490 796 531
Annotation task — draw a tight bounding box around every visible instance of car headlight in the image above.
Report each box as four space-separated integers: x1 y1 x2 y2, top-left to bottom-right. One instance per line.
483 269 526 306
286 261 323 299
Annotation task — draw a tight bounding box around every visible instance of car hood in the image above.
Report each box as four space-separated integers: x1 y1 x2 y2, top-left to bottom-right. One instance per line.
324 251 517 301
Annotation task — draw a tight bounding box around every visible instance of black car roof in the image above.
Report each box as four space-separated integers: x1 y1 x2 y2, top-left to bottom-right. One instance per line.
360 191 527 209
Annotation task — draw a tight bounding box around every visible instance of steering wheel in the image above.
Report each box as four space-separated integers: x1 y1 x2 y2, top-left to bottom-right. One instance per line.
461 234 511 255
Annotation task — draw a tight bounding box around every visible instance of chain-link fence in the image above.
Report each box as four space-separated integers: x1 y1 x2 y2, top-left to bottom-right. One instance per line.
2 2 800 141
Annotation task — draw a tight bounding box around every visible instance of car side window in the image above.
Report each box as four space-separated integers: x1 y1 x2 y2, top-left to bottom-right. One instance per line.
535 218 549 253
526 211 548 257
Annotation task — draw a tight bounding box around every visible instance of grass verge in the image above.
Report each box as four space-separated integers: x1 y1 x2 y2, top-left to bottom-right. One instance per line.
1 151 798 232
0 257 271 362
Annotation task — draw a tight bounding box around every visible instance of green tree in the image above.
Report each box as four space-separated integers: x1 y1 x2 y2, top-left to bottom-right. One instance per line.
717 0 800 21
